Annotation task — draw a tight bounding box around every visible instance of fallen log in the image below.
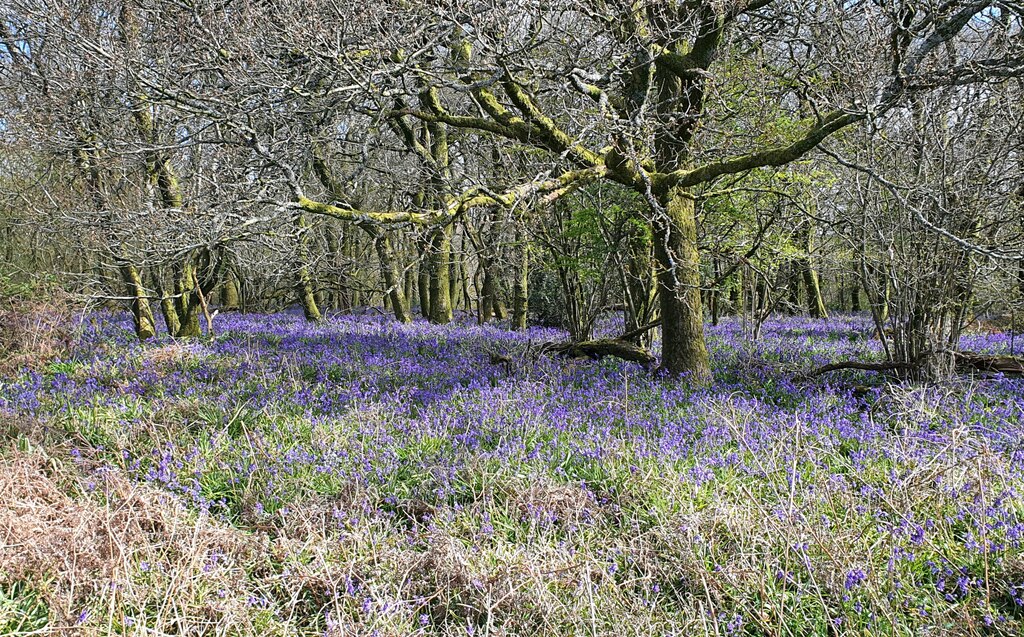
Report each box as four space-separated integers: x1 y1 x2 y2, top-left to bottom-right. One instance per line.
806 351 1024 379
953 351 1024 376
543 338 657 366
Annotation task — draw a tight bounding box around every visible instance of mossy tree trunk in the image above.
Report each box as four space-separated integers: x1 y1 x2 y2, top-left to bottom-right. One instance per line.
149 266 180 336
796 220 828 319
221 273 240 311
427 224 453 324
119 263 156 340
173 262 202 337
652 186 711 382
450 232 464 313
367 226 412 323
295 213 322 322
511 226 529 330
403 113 455 325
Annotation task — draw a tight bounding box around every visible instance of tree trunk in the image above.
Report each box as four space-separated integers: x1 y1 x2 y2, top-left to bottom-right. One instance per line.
367 226 412 323
461 256 472 313
710 258 721 326
344 230 359 310
729 271 742 315
324 223 343 311
786 261 801 313
119 263 156 340
295 214 322 322
417 237 431 319
803 266 828 319
296 263 321 322
405 261 415 311
172 263 202 337
450 232 463 314
865 262 890 323
652 187 711 382
492 276 507 320
511 229 529 330
797 222 828 319
427 225 453 324
480 263 495 323
221 274 240 311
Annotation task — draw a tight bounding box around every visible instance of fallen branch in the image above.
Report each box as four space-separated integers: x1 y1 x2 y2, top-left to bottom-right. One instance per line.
806 360 916 377
619 319 662 343
953 351 1024 376
543 339 657 366
806 351 1024 379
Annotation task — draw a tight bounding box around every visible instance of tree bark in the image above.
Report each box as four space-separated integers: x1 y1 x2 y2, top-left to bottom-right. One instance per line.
850 282 863 311
652 187 711 382
119 263 156 340
295 213 322 322
172 263 202 337
797 221 828 319
427 224 453 324
417 233 431 319
729 270 742 315
511 227 529 330
221 273 240 311
450 239 464 314
367 226 412 323
710 258 722 326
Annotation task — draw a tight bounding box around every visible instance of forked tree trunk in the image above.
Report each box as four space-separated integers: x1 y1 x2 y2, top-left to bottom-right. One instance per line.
652 187 711 383
149 268 180 336
172 263 202 337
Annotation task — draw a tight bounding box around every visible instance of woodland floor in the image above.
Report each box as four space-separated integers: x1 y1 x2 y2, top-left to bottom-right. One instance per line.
2 311 1024 636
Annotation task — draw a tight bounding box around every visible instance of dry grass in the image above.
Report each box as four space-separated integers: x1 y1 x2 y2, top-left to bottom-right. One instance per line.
0 439 275 634
0 295 75 375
